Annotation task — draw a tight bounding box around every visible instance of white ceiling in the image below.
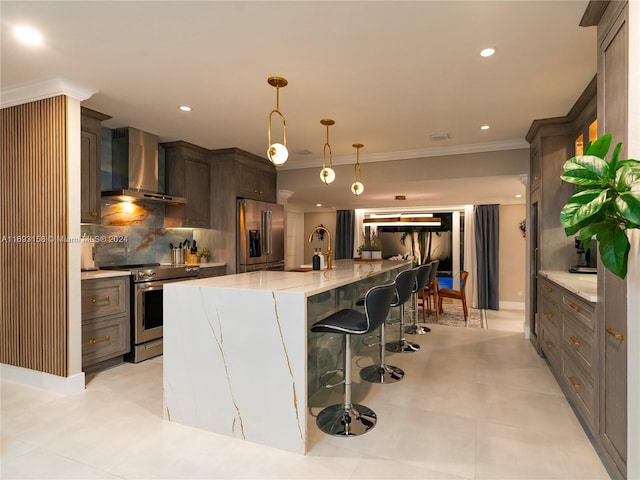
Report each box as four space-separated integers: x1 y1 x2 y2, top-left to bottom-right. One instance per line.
1 1 596 211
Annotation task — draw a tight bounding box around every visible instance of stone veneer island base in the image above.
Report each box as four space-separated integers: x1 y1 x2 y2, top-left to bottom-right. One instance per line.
163 259 411 454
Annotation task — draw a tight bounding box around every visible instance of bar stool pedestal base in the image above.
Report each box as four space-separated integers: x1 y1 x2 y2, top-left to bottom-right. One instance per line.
360 363 404 384
405 324 431 335
316 404 377 436
385 340 420 353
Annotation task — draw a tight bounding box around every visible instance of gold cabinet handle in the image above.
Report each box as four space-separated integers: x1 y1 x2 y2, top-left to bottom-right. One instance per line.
91 211 98 217
544 309 554 320
545 340 553 350
569 335 581 347
569 303 582 313
569 375 582 390
88 335 111 345
544 286 553 293
605 327 624 340
91 296 110 304
185 218 191 223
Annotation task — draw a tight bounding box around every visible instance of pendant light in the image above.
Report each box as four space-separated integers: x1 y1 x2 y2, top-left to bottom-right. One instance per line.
351 143 364 196
266 76 288 167
319 119 336 185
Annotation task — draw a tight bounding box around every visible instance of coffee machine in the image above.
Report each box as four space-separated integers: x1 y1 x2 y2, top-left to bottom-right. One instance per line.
568 237 597 274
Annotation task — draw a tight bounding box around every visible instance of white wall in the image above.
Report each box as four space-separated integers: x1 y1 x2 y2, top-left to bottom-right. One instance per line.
285 209 305 269
499 204 526 308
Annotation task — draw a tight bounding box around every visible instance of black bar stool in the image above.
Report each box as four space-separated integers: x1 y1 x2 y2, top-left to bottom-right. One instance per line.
405 262 433 335
311 282 396 437
385 268 420 353
359 275 408 384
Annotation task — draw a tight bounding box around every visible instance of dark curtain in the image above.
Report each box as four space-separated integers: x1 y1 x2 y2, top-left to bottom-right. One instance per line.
475 205 499 310
335 210 355 260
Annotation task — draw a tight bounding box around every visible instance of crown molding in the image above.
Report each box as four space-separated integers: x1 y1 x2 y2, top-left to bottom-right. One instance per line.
1 77 97 109
282 138 529 170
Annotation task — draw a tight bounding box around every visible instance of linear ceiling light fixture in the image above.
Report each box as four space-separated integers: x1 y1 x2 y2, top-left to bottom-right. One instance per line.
363 214 441 227
319 118 336 185
351 143 364 196
266 76 288 167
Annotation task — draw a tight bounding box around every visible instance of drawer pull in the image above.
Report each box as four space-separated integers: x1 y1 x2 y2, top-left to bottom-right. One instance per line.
569 375 582 390
544 286 553 293
545 340 553 350
544 309 554 319
605 327 624 340
91 296 110 304
569 335 581 347
569 303 582 313
88 335 111 345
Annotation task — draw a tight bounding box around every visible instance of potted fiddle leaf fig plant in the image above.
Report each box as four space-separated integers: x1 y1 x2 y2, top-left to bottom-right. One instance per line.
560 133 640 279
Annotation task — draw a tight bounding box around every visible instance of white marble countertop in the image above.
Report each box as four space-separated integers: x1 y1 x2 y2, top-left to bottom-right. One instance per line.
81 269 131 280
172 259 411 297
539 270 598 302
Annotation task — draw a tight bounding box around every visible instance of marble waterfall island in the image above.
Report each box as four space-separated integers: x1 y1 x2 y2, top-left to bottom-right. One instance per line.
163 259 411 454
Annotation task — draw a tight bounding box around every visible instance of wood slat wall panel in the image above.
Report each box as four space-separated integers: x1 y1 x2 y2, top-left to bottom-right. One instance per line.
1 96 68 377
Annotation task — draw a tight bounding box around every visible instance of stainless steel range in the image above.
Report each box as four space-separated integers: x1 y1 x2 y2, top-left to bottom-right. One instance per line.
102 263 199 363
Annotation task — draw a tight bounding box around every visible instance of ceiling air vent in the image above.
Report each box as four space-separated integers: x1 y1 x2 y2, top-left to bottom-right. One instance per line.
430 132 450 141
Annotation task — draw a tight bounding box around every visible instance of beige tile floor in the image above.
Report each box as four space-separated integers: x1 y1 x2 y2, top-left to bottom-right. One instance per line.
485 308 527 333
1 311 611 479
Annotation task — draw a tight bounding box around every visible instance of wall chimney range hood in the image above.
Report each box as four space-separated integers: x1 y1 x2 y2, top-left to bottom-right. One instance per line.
101 127 186 205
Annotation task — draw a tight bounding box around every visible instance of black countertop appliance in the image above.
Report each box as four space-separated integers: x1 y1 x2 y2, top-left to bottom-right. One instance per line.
569 237 597 274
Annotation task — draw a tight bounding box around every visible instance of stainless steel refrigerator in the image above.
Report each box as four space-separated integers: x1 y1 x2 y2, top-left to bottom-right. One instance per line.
237 198 285 272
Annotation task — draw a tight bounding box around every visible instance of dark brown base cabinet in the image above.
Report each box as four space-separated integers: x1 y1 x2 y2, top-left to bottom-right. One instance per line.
81 276 131 371
539 276 599 432
197 265 226 278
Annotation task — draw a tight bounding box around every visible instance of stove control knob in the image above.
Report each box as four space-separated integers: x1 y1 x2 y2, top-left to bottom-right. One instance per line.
138 272 146 279
147 271 156 277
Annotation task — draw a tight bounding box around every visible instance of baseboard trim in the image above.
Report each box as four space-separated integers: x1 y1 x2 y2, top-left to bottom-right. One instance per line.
0 363 85 395
499 301 526 310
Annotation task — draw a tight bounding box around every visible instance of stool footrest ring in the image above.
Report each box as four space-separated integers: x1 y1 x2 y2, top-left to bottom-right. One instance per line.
405 324 431 335
319 369 344 388
360 363 404 384
385 340 420 353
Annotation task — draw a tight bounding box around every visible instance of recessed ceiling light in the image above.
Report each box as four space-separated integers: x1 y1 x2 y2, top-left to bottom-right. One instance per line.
179 105 192 112
515 194 522 198
480 125 490 130
480 47 496 57
316 203 322 207
14 25 43 47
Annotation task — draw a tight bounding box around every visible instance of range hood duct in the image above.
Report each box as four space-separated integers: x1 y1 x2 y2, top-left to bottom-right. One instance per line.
102 127 186 204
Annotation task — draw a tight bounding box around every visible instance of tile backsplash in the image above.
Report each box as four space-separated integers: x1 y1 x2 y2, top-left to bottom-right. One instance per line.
82 200 194 266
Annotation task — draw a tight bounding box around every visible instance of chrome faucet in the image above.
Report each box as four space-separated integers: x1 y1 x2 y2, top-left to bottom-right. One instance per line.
308 225 333 270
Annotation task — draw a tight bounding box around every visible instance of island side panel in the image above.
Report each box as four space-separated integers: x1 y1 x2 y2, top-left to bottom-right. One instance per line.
163 284 307 454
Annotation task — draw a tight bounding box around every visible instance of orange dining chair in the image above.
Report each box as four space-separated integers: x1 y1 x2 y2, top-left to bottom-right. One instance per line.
421 260 440 323
417 259 439 322
436 271 469 322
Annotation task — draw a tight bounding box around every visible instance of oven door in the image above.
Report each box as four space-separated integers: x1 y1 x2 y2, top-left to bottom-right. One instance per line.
134 278 192 344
